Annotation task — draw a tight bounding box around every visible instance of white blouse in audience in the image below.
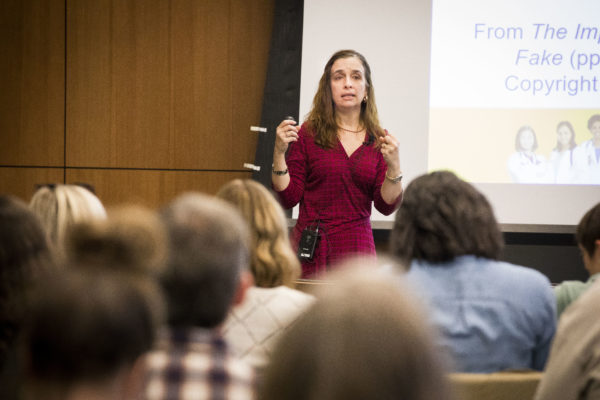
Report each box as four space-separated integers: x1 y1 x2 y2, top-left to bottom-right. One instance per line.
222 285 315 370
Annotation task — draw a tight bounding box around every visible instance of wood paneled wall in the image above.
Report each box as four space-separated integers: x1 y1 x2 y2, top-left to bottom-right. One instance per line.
0 0 65 167
0 0 275 208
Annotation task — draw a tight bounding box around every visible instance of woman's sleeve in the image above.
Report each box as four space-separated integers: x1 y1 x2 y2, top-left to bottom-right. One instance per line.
373 154 402 215
273 126 308 209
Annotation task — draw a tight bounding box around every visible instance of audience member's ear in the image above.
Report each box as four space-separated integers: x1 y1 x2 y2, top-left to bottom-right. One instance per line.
233 270 254 306
594 239 600 258
120 355 147 400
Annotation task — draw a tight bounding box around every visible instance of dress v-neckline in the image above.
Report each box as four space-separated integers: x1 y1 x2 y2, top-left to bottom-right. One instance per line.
339 134 366 158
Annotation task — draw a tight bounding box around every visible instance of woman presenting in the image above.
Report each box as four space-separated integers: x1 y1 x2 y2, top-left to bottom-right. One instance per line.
272 49 403 278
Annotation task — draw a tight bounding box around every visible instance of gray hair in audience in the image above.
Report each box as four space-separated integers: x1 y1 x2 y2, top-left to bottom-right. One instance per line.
159 192 250 328
259 259 454 400
390 170 503 265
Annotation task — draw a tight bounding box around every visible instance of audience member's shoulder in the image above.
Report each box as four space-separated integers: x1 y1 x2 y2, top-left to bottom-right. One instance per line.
554 279 588 315
244 285 315 311
555 281 600 351
554 279 587 296
498 260 552 284
271 285 315 303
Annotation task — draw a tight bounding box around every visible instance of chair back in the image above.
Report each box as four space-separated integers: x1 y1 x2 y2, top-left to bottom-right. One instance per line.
449 371 543 400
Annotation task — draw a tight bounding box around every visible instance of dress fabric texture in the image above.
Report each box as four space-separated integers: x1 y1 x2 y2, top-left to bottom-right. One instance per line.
275 124 400 277
143 327 255 400
222 286 315 370
533 280 600 400
405 255 556 373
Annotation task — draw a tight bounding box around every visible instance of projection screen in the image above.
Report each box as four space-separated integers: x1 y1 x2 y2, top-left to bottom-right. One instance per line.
300 0 600 229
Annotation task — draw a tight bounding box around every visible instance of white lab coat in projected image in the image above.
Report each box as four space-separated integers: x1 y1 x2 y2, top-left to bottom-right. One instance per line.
507 127 552 184
507 151 552 184
574 140 600 184
549 148 586 184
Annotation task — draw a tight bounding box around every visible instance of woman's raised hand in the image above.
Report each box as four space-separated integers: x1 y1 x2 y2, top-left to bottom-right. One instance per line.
274 118 299 155
377 133 401 175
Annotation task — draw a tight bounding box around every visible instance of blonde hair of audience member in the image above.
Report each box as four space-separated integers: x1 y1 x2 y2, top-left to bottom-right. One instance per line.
259 258 454 400
216 179 300 287
29 184 106 258
21 205 167 400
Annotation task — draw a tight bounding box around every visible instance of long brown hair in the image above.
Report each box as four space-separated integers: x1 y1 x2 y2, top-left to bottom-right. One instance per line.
305 49 385 149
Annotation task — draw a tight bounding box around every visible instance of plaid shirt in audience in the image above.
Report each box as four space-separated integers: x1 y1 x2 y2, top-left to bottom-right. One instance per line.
143 327 255 400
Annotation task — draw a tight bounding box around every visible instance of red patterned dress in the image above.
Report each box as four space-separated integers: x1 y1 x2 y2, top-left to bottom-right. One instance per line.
275 124 402 278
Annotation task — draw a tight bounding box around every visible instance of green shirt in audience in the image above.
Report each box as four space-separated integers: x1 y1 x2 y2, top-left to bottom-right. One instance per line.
554 272 600 318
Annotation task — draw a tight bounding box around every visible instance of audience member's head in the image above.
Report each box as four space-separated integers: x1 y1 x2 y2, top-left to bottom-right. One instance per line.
29 184 106 257
21 269 160 400
159 192 251 329
0 195 53 364
576 202 600 274
216 179 300 288
390 170 503 265
64 205 168 327
20 204 167 400
65 205 167 276
259 258 453 400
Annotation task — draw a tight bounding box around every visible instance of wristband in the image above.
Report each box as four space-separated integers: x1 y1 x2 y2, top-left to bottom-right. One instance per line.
385 171 403 183
272 165 289 176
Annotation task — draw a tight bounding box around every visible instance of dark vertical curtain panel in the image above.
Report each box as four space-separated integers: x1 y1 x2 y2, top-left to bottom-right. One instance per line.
252 0 303 189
